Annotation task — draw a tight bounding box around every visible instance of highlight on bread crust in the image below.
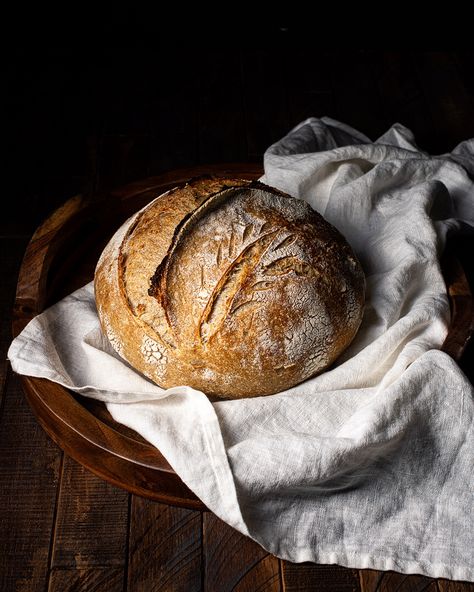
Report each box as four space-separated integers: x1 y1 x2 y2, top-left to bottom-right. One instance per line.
94 177 365 399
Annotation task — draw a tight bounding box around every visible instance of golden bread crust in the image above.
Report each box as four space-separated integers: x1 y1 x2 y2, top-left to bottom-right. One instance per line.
94 177 365 398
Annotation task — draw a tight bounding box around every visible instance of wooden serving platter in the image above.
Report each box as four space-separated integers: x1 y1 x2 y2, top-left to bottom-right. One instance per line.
12 164 473 510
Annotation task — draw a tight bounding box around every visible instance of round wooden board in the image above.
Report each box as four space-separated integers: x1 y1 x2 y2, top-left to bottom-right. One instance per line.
12 164 473 510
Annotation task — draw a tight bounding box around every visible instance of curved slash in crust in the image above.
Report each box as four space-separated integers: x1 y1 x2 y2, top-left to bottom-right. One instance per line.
148 186 254 332
272 233 297 251
116 205 177 349
263 256 320 278
242 222 254 242
198 230 279 344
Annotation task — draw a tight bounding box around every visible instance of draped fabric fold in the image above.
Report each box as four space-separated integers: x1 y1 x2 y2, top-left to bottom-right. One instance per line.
9 118 474 581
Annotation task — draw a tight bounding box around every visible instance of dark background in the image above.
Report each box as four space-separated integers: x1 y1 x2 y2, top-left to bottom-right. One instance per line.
1 45 474 591
4 45 474 371
4 47 474 234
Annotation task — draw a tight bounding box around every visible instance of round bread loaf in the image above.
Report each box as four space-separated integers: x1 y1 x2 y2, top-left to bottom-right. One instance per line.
94 177 365 398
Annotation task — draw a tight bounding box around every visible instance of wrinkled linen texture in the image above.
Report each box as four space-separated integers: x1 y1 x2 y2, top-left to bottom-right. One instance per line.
8 118 474 581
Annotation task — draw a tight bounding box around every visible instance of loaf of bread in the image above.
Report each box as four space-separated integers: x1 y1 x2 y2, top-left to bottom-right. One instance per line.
94 177 365 398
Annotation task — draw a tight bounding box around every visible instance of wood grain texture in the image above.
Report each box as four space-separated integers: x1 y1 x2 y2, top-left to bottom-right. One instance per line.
12 192 88 325
437 580 474 591
0 237 29 398
203 512 281 592
281 561 360 591
358 570 474 591
441 252 474 361
51 456 129 568
359 570 384 591
20 374 204 508
375 571 432 591
48 567 124 592
0 372 62 592
233 555 281 592
128 498 202 592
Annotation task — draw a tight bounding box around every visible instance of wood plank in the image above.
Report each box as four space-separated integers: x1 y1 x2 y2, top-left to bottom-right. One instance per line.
51 455 129 568
281 561 360 592
395 574 438 591
374 571 408 591
233 554 281 592
203 512 280 592
48 567 123 592
359 569 384 592
0 371 62 592
376 570 437 591
437 580 474 592
359 569 465 591
0 237 29 398
128 496 202 592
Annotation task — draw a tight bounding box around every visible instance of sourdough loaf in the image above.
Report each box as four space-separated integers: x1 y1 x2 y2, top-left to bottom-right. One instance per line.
94 177 365 398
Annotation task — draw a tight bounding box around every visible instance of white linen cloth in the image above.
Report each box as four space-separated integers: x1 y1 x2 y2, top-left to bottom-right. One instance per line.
8 118 474 581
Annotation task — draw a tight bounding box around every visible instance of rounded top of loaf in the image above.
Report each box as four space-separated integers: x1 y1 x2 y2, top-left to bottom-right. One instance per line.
95 177 365 398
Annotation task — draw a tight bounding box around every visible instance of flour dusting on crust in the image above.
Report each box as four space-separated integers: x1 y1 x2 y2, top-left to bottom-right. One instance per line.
102 312 125 357
94 178 365 398
141 335 167 369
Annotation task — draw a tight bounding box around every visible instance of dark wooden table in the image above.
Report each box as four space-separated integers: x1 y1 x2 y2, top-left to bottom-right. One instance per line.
2 49 473 591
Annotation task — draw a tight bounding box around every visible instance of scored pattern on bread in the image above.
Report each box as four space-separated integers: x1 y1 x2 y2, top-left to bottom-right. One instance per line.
199 230 279 344
94 177 365 398
148 186 249 332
